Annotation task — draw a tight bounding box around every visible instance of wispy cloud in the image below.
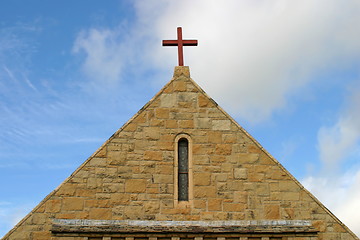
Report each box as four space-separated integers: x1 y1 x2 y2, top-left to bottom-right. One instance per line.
0 202 36 238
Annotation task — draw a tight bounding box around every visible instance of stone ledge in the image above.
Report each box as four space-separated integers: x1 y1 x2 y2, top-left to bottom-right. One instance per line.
52 219 318 234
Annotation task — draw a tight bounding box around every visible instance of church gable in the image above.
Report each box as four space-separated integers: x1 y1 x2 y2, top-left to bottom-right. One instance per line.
3 67 358 240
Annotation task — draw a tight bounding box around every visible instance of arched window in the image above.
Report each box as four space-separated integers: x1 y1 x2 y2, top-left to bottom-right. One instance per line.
174 134 193 205
178 138 189 201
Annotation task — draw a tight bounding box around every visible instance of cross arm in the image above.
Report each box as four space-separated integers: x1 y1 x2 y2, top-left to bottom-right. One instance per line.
162 40 198 46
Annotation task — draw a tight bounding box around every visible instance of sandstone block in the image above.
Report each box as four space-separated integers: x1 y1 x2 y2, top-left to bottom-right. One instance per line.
124 205 143 218
32 231 51 240
161 94 177 107
110 193 131 205
144 151 163 161
233 191 248 204
213 173 228 182
223 203 245 212
223 134 237 143
283 192 300 201
96 146 107 157
215 144 232 155
155 108 170 119
208 131 222 143
208 198 222 211
144 201 160 214
133 112 147 123
194 172 211 186
173 81 187 92
89 208 112 219
177 92 197 103
144 127 160 140
264 205 280 219
85 199 110 208
179 120 194 128
193 199 206 209
279 180 298 192
31 213 46 225
194 186 217 198
62 197 84 211
212 120 231 130
153 174 173 184
234 168 247 180
198 95 212 107
89 157 107 167
45 199 61 213
196 118 211 129
165 119 178 128
125 179 147 193
123 123 137 132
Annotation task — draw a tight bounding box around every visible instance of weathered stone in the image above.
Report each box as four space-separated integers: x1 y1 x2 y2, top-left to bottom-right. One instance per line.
62 198 84 211
178 120 194 128
160 94 177 107
89 208 112 219
196 118 211 129
234 168 247 180
155 108 170 119
215 144 232 155
212 120 231 130
144 151 163 161
194 172 211 186
46 199 61 213
208 199 222 211
198 95 213 108
125 179 147 193
264 205 280 219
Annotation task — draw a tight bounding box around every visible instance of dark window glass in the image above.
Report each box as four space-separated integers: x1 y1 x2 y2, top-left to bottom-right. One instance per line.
178 138 189 201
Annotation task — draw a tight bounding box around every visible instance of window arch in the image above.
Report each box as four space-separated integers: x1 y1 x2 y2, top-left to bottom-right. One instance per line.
174 134 193 205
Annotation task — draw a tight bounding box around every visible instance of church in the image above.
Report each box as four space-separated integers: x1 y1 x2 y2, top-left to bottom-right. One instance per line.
2 28 359 240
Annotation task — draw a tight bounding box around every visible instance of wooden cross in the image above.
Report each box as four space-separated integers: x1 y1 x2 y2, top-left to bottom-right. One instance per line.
162 27 198 66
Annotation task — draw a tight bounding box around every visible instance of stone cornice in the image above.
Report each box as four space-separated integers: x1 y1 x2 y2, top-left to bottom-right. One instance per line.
52 219 318 234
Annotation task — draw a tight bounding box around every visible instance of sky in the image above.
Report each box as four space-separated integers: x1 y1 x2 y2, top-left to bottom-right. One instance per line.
1 0 360 237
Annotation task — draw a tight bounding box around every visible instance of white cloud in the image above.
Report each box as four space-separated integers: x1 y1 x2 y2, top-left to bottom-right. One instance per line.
318 118 360 168
317 84 360 169
308 83 360 236
302 169 360 236
74 0 360 121
73 28 127 84
142 0 360 121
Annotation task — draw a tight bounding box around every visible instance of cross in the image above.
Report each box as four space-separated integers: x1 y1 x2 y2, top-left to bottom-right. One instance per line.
162 27 198 66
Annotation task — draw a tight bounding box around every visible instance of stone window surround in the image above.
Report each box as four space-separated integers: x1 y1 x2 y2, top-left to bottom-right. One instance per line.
174 133 194 208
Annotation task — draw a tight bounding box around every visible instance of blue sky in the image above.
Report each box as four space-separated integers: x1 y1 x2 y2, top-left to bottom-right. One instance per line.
1 0 360 237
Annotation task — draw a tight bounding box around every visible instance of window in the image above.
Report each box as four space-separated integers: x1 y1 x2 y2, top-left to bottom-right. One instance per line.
178 138 189 201
174 134 193 205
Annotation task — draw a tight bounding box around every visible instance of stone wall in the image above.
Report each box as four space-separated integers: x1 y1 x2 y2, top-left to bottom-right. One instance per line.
2 67 358 240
